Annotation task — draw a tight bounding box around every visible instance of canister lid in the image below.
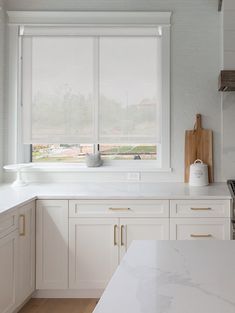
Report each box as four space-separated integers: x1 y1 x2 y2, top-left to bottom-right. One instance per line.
190 159 207 168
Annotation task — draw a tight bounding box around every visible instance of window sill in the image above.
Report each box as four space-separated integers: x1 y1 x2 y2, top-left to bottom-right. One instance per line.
4 163 172 173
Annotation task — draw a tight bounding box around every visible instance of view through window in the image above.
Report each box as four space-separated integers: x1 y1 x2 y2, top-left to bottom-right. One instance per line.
31 144 157 163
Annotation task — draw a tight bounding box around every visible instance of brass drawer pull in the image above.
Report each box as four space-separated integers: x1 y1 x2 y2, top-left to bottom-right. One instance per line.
121 225 125 246
109 208 130 211
190 234 212 238
19 214 26 236
190 208 211 211
114 225 118 246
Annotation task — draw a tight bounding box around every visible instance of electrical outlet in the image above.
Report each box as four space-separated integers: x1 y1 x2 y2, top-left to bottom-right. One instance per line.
127 172 141 181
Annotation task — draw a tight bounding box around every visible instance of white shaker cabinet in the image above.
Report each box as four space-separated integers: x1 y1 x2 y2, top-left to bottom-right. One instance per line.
68 200 170 292
119 218 169 259
170 200 231 240
0 195 232 305
68 217 169 291
17 202 36 305
0 203 36 313
36 200 68 289
170 200 231 218
170 218 231 240
69 218 119 290
0 230 18 313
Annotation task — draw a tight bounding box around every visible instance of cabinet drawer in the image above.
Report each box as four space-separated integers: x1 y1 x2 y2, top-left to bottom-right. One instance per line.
170 218 231 240
0 210 18 238
69 200 169 218
170 200 231 218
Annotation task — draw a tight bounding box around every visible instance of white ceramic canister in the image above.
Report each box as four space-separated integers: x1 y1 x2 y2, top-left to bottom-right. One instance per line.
189 159 209 186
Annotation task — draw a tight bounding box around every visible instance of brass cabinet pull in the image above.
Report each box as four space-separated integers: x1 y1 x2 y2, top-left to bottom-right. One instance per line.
190 234 212 238
114 225 118 246
109 208 130 211
19 214 26 236
121 225 125 246
190 208 211 211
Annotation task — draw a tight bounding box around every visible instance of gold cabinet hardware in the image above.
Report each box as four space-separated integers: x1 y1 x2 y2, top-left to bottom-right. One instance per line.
190 208 211 211
109 208 130 211
121 225 125 246
190 234 212 238
19 214 26 236
114 225 118 246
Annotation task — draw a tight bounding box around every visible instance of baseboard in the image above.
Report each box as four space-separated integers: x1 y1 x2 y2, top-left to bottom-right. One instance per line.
14 293 34 313
33 289 103 298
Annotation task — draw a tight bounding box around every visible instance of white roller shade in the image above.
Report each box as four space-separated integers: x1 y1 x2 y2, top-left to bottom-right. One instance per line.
99 36 161 144
22 36 95 143
22 29 162 144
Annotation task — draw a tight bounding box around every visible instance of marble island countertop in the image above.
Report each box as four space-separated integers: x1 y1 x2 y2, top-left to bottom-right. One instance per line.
94 240 235 313
0 182 231 215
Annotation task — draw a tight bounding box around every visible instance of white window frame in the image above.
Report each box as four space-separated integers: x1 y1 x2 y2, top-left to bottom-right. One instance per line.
6 11 172 172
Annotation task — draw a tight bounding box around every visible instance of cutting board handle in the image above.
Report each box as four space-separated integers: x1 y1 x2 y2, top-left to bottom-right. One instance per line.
194 114 202 130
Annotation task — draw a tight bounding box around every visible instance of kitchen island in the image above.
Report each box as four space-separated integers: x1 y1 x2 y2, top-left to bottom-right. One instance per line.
94 240 235 313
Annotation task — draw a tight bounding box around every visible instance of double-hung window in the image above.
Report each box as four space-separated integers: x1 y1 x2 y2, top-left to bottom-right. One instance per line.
19 12 171 169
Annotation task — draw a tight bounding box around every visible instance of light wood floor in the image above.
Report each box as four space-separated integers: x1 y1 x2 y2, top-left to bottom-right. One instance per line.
18 299 98 313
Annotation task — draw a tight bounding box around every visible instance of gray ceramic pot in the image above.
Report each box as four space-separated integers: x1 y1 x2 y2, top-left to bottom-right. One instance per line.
85 152 103 167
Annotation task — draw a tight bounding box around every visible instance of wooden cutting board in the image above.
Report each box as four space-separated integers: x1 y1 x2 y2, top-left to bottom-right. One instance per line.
185 114 213 183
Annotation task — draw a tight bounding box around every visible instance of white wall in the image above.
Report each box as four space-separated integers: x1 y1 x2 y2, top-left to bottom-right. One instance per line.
222 0 235 180
0 0 5 183
4 0 223 183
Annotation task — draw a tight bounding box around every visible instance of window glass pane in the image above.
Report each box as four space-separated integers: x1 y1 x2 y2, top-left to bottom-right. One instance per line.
31 144 157 162
32 144 93 163
99 144 157 160
99 37 161 143
31 37 94 142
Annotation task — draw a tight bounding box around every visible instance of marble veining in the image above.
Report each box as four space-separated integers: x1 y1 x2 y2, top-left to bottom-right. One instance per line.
94 241 235 313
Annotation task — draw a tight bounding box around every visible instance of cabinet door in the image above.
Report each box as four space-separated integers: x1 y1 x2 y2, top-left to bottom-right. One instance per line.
36 200 68 289
0 210 18 238
170 218 231 240
17 202 35 304
119 218 169 259
0 231 17 313
69 218 119 290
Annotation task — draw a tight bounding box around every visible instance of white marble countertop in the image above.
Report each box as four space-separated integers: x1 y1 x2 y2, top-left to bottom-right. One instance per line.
94 240 235 313
0 182 231 215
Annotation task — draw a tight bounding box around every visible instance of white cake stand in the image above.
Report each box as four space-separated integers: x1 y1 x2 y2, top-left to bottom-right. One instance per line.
3 163 33 187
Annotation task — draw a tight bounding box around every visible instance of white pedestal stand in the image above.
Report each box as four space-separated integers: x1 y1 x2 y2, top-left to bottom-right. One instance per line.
3 164 33 187
12 167 27 187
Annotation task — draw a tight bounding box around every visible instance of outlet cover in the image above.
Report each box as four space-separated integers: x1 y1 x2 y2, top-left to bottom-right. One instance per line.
127 172 141 181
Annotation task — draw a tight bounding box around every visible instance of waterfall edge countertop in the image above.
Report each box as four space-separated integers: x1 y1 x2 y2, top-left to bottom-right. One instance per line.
94 240 235 313
0 182 231 215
